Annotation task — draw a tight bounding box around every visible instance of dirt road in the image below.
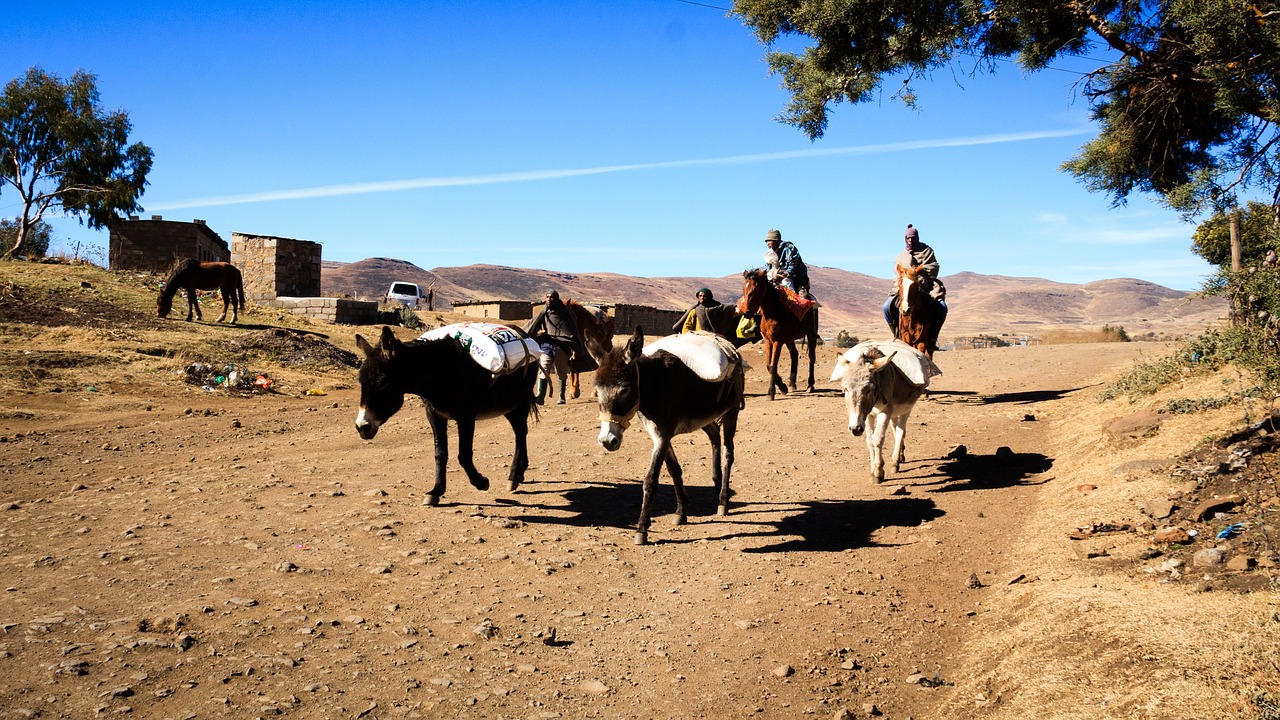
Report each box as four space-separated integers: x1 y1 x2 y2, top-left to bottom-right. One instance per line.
0 338 1210 718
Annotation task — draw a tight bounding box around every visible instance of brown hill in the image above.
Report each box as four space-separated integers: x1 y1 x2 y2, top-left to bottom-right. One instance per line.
322 258 1226 339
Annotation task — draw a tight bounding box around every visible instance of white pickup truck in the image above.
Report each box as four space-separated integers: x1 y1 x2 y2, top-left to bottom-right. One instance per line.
384 282 424 308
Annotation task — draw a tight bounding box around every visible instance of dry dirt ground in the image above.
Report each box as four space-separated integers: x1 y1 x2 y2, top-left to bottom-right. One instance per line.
1 262 1277 720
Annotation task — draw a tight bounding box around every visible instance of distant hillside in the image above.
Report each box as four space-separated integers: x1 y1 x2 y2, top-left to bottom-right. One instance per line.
322 258 1226 338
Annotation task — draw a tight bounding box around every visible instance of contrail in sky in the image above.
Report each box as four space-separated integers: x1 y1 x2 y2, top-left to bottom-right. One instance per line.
150 128 1089 211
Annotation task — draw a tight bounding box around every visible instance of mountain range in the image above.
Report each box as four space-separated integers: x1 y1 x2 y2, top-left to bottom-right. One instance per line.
321 257 1226 339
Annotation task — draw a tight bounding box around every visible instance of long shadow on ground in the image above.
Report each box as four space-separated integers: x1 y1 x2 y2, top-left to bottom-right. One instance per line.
910 451 1054 492
511 480 943 551
927 387 1085 405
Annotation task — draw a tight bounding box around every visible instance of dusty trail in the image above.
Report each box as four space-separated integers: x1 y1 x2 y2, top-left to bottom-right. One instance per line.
0 340 1159 718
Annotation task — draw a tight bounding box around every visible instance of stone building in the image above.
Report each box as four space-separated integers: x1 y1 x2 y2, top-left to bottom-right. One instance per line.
613 303 683 337
452 300 534 322
230 233 323 302
231 232 376 325
108 216 228 273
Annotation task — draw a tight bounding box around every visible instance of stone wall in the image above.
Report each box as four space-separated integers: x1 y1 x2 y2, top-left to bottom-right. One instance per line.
453 300 534 322
613 303 683 337
273 297 379 325
109 217 228 273
231 233 322 303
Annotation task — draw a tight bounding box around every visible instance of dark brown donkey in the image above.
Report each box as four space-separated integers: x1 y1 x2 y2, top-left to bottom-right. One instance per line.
156 259 245 323
354 327 539 507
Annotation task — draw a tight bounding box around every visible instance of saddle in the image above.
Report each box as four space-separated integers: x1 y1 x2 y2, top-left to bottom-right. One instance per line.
777 286 817 320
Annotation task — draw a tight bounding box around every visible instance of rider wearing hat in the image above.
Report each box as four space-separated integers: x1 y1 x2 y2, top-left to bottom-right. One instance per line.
883 223 947 336
763 228 811 298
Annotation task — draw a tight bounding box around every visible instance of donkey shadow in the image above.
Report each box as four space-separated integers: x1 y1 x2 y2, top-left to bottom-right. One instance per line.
913 451 1054 492
512 481 943 552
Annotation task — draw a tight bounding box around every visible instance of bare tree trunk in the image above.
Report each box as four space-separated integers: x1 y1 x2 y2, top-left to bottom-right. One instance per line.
1229 208 1243 326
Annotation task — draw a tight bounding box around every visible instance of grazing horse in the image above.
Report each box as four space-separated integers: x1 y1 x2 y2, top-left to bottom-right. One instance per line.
354 326 539 506
830 341 937 483
156 259 246 323
896 264 943 359
740 268 817 399
595 328 745 545
565 299 615 399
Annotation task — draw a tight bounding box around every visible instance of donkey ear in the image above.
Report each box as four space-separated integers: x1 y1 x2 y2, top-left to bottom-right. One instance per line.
829 356 850 383
871 351 896 371
379 326 400 358
355 334 375 358
624 326 644 363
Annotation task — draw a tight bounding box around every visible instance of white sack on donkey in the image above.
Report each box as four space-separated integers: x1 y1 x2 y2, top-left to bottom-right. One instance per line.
420 322 541 375
642 331 749 383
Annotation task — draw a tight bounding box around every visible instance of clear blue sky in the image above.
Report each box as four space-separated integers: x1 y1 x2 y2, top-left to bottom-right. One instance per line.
7 1 1217 290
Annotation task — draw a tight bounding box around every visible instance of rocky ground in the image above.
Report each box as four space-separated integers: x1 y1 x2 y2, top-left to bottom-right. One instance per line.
0 261 1276 720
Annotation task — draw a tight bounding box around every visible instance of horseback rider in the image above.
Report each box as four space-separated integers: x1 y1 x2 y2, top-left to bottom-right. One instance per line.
525 290 586 405
883 223 948 338
673 287 723 334
763 228 811 298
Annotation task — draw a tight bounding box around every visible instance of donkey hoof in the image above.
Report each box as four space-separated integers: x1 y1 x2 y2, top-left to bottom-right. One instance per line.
674 514 687 526
508 480 521 493
633 531 649 545
469 475 490 491
424 494 441 507
717 505 729 517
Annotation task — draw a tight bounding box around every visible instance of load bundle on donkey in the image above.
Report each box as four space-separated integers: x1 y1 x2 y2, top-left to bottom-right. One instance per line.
353 323 541 506
594 328 746 545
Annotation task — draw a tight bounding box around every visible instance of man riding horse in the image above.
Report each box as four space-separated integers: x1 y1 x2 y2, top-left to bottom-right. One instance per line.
883 224 948 348
763 228 811 299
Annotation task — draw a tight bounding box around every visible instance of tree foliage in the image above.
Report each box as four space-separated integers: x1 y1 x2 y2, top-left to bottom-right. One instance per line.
1191 201 1280 266
733 0 1280 213
0 67 153 260
0 218 52 257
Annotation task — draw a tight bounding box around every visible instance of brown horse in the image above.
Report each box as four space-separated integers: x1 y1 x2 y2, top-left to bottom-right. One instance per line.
740 269 817 400
565 299 615 399
895 264 943 359
157 259 245 323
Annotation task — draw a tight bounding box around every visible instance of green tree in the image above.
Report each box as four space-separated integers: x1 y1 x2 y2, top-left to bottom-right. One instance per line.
0 67 153 260
1191 201 1280 267
733 0 1280 213
0 218 52 257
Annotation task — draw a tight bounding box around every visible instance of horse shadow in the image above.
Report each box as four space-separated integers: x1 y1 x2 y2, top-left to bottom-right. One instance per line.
926 387 1084 405
507 480 944 552
910 450 1054 492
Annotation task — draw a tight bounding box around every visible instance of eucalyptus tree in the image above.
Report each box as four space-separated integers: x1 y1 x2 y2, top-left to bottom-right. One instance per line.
0 67 152 260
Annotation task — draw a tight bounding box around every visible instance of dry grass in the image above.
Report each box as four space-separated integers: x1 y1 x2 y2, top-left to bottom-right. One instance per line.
935 365 1280 719
1039 326 1130 344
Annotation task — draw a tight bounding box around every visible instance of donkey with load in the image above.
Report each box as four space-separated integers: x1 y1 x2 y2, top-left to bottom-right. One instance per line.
354 323 540 506
595 328 746 545
830 340 941 484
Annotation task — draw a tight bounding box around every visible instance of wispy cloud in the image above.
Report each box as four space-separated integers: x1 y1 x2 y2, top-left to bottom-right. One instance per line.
150 128 1091 211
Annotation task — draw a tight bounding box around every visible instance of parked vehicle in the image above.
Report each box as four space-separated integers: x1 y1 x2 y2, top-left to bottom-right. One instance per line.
385 282 424 307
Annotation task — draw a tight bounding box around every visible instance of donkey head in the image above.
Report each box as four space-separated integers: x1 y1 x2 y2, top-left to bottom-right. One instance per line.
156 292 173 318
594 326 645 451
830 346 895 436
354 326 407 440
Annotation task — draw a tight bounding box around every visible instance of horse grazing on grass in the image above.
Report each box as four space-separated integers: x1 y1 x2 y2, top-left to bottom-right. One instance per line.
595 327 745 545
156 259 245 323
565 299 615 399
740 268 817 399
354 326 539 506
895 264 943 359
830 341 937 483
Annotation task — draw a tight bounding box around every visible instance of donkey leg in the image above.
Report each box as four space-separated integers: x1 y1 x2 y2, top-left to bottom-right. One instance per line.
505 407 530 492
662 447 688 527
453 417 490 492
215 294 229 323
867 412 889 483
425 411 450 506
185 290 198 322
635 440 669 545
890 415 908 473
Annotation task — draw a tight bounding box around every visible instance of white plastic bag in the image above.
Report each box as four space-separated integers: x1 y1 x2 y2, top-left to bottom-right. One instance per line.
420 322 541 375
643 331 743 383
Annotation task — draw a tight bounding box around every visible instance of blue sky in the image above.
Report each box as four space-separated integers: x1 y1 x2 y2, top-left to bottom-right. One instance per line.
7 1 1217 290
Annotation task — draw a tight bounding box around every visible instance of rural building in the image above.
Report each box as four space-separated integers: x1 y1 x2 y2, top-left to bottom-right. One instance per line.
613 303 683 337
231 232 323 302
452 300 533 322
231 232 377 325
108 216 228 273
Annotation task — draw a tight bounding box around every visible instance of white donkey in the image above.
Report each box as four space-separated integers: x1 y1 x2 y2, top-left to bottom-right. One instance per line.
830 341 941 483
